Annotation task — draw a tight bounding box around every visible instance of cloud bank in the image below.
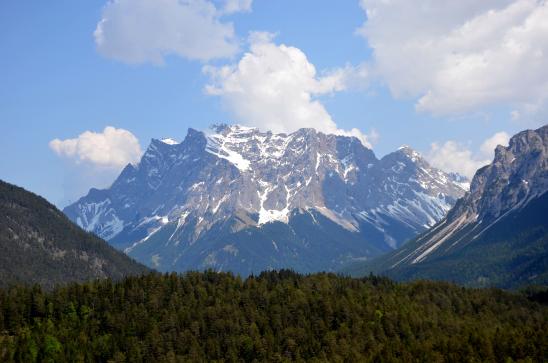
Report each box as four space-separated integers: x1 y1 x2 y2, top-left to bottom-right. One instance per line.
204 33 375 147
358 0 548 117
94 0 252 64
426 131 510 178
49 126 142 169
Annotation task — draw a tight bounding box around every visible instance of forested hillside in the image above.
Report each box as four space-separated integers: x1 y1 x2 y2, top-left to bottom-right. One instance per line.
1 271 546 362
0 180 148 289
345 192 548 289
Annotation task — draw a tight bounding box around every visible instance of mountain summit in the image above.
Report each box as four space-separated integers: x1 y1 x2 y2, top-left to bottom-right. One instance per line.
64 125 467 274
348 124 548 288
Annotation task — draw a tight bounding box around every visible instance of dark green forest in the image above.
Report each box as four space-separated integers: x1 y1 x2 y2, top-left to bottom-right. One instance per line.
345 192 548 289
0 271 547 362
0 180 148 289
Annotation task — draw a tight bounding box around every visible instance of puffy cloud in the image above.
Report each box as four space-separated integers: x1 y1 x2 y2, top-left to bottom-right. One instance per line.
204 33 375 147
425 131 510 178
49 127 142 169
426 141 489 179
479 131 510 156
358 0 548 117
94 0 250 64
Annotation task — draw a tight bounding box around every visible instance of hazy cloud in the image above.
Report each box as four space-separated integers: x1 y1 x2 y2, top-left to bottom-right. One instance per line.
480 131 511 156
425 131 510 178
222 0 252 14
49 126 142 169
204 33 375 147
94 0 250 64
358 0 548 117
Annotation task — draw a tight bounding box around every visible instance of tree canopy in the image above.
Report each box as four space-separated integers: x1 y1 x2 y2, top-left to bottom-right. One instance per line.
1 270 546 362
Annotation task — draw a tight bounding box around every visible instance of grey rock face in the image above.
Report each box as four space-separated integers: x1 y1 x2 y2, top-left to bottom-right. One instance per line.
64 125 467 273
453 125 548 222
368 124 548 270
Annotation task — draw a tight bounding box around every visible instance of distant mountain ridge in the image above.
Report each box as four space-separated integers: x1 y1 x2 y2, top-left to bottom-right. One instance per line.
64 125 467 274
346 124 548 288
0 180 148 289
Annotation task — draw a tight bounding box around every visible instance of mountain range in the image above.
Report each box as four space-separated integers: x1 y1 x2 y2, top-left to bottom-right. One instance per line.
346 125 548 288
64 125 468 275
0 180 148 289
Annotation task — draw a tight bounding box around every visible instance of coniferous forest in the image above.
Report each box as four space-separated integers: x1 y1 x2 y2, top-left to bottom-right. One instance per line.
0 180 148 290
0 270 547 362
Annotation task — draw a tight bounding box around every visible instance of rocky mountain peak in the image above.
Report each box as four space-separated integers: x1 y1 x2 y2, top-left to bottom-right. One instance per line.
360 125 548 287
64 124 468 274
395 145 422 159
461 125 548 222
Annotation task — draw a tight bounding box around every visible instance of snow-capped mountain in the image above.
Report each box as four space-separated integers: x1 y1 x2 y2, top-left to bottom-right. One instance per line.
349 125 548 288
64 124 467 274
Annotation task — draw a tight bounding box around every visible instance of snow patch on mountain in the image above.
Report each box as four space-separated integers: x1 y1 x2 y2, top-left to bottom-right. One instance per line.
64 124 469 273
161 138 178 145
205 132 251 171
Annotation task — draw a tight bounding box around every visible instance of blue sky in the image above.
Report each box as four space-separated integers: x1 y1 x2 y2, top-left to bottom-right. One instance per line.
1 0 546 206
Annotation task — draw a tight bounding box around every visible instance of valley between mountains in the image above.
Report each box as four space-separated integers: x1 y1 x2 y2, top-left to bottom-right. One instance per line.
2 124 546 290
1 124 546 362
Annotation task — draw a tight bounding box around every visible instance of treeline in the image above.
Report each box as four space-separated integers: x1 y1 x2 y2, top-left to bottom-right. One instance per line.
0 271 547 362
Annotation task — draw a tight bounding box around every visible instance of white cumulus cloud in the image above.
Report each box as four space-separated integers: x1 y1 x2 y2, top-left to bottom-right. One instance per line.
49 126 142 169
358 0 548 117
425 131 510 178
94 0 251 64
480 131 511 156
204 32 375 147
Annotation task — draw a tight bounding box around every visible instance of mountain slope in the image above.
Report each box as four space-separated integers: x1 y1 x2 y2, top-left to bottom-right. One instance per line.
0 180 149 289
64 125 467 274
346 125 548 288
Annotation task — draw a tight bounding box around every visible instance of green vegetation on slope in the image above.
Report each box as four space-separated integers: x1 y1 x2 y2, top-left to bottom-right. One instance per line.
0 180 148 290
1 271 547 362
344 192 548 289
